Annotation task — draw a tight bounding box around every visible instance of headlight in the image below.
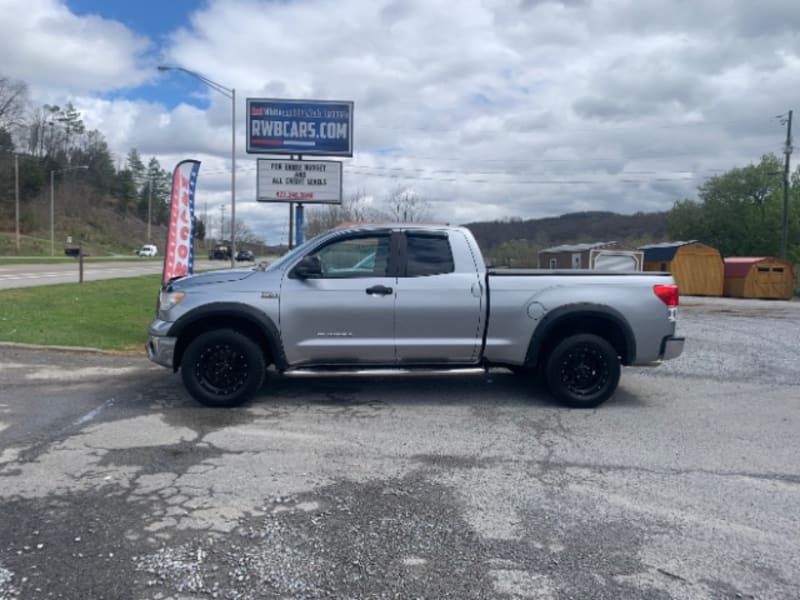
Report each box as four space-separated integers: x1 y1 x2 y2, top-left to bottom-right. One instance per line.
159 290 185 311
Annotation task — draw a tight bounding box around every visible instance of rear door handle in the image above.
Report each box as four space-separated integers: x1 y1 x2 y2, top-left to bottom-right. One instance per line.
365 285 393 296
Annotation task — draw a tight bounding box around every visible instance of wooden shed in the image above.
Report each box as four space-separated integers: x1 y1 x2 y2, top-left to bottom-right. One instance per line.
538 241 642 271
723 257 796 300
640 241 724 296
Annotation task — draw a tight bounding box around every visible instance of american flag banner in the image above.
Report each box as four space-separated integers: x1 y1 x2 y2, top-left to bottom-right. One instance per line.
162 160 201 285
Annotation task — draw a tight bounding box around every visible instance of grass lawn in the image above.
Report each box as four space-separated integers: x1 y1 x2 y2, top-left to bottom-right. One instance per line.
0 275 162 352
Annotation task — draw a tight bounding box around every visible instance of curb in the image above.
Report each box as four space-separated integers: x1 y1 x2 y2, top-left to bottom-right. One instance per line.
0 341 144 356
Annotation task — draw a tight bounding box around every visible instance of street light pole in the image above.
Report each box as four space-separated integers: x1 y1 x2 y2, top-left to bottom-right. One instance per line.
50 165 88 256
50 169 54 256
158 65 237 268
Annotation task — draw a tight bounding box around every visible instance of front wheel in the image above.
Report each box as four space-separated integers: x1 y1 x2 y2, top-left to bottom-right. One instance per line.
181 329 266 407
544 334 620 408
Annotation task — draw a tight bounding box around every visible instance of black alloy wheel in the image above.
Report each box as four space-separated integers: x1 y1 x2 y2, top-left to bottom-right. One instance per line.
545 333 621 408
181 329 266 407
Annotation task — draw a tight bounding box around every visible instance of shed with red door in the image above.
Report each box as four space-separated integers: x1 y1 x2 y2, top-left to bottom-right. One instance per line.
723 257 795 300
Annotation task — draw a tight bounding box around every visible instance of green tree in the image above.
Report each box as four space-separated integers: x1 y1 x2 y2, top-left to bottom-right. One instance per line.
666 198 706 241
71 130 116 194
667 154 797 258
144 156 171 225
126 148 146 190
490 238 537 267
114 169 138 214
57 102 85 159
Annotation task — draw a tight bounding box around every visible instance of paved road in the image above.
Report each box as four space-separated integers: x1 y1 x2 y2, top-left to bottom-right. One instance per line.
0 260 247 290
0 298 798 599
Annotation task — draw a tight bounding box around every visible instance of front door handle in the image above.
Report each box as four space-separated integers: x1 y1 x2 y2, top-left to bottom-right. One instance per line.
365 285 393 296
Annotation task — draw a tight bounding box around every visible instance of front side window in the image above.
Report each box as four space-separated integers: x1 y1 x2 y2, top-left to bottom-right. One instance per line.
314 235 390 278
404 234 454 277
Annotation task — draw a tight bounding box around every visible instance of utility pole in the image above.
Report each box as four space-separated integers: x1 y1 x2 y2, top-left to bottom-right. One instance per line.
781 110 793 260
147 178 153 243
14 154 20 253
204 200 208 251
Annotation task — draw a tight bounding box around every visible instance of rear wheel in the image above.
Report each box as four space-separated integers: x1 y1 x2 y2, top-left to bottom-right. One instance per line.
181 329 266 407
545 334 620 408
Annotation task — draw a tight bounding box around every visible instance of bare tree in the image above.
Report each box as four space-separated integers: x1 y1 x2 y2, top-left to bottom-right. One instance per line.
304 190 381 237
234 219 262 244
386 185 429 223
0 76 28 131
0 76 29 151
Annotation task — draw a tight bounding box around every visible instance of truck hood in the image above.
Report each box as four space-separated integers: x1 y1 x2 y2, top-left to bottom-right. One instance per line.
168 268 256 290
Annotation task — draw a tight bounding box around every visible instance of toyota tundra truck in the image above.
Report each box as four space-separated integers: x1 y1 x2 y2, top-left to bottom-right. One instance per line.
147 224 684 408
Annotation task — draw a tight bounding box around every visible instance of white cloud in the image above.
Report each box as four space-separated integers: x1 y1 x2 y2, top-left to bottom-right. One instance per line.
0 0 151 94
3 0 800 244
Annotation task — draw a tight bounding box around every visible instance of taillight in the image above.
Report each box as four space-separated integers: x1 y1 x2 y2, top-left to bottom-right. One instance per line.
653 284 679 307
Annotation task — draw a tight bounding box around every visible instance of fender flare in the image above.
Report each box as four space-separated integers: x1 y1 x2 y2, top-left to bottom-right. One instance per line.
168 302 287 370
524 302 636 367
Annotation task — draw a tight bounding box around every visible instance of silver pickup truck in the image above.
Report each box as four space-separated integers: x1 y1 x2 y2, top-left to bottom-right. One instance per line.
147 224 684 408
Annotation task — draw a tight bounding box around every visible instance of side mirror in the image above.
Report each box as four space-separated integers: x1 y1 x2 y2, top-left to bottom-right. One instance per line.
292 255 323 279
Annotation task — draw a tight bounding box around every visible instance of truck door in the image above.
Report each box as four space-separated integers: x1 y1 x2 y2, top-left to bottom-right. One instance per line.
394 231 484 364
279 233 396 365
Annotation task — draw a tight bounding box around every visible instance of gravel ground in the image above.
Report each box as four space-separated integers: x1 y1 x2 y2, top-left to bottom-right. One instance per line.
0 295 798 599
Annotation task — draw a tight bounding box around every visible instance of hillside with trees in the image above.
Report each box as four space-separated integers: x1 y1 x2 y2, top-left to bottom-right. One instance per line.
0 75 202 256
0 73 277 257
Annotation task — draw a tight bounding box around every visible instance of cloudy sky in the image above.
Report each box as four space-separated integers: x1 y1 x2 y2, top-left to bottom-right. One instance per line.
1 0 797 244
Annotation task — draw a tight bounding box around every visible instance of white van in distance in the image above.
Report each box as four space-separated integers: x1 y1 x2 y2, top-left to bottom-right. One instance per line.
137 244 157 257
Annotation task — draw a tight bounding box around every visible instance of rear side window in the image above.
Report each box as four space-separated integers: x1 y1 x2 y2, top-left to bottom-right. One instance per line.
404 234 454 277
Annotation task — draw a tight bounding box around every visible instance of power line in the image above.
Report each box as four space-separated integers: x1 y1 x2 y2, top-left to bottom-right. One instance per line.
364 116 778 135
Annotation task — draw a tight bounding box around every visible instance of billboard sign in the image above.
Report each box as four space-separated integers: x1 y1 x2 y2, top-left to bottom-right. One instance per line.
247 98 354 156
257 159 343 204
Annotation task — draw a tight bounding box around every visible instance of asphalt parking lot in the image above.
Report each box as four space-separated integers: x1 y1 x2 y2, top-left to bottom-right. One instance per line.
0 297 798 599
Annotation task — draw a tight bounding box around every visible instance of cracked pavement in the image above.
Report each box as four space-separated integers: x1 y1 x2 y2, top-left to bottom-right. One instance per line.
0 297 798 599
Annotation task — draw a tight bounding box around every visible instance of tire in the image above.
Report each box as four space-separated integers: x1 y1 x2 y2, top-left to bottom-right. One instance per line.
180 329 266 407
544 333 620 408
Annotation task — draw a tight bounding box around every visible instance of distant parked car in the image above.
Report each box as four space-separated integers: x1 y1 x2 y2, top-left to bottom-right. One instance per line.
209 243 232 260
236 249 255 262
136 244 157 257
